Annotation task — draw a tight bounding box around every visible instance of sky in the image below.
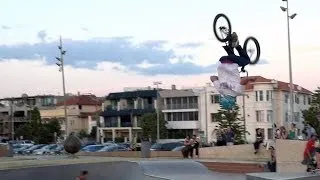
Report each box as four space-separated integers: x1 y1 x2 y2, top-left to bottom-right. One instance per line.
0 0 319 98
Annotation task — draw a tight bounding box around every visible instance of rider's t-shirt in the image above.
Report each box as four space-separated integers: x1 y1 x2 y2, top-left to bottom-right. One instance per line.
304 139 316 159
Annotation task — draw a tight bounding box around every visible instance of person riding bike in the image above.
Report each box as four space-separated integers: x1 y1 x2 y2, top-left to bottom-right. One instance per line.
210 32 251 109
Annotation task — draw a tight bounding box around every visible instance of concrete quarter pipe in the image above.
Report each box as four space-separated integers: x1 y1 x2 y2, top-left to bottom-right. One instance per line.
0 160 216 180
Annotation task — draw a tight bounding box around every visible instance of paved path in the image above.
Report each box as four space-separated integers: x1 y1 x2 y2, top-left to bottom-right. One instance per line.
0 157 246 180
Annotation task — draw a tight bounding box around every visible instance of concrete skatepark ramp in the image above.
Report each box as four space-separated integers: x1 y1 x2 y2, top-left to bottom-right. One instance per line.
0 160 215 180
247 172 320 180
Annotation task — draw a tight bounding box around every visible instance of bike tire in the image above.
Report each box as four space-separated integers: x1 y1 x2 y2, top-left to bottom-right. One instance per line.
243 36 261 65
213 13 232 43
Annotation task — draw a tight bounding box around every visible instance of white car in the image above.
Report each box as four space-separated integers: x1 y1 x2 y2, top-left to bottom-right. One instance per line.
33 144 59 155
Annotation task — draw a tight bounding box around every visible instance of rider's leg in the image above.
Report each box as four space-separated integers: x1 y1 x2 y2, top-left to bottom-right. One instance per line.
231 32 251 66
223 45 234 55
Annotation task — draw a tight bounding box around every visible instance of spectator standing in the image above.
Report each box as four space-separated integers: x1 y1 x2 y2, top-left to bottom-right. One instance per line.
254 128 264 154
225 127 235 146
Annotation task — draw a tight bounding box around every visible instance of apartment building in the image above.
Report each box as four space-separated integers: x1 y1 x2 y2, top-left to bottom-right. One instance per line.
236 76 312 143
176 76 312 144
160 85 199 139
99 89 157 143
40 94 102 136
0 94 61 136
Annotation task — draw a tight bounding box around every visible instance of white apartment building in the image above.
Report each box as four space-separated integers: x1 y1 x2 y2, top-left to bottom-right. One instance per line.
196 76 312 143
236 76 312 143
160 87 200 139
165 76 312 144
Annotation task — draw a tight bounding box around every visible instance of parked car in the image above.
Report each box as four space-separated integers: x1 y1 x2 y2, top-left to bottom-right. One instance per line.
98 144 130 152
117 143 131 149
150 142 184 151
171 145 185 151
49 145 65 155
33 144 59 155
81 145 105 152
22 144 46 154
81 141 98 148
14 145 33 154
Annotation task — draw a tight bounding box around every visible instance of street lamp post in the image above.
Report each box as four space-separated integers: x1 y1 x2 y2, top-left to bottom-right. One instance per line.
55 36 68 138
153 81 162 142
10 99 14 140
242 94 249 141
280 0 297 123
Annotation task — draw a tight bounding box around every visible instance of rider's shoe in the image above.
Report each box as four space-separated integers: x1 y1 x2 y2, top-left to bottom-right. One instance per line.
231 32 239 48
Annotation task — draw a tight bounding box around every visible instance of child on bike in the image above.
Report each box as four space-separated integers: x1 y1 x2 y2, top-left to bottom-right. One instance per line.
210 32 251 109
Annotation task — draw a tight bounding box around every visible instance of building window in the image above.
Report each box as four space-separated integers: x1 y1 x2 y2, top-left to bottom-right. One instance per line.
167 113 172 121
259 91 263 101
256 110 264 122
294 112 300 122
285 112 289 122
267 110 273 122
78 105 82 110
285 94 289 103
308 96 311 105
211 113 219 122
295 94 300 104
267 128 273 140
171 112 198 121
211 95 220 104
255 91 258 101
303 95 306 105
266 91 271 101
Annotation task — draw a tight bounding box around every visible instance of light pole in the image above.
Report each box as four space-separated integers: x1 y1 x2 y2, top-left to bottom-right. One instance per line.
242 94 249 141
280 0 297 123
55 36 68 138
153 81 162 142
10 99 14 140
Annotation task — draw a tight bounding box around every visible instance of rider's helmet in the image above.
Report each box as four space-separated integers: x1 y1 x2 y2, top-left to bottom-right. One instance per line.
220 95 236 110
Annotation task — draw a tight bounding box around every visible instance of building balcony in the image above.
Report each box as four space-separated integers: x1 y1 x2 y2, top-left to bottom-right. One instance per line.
163 103 198 110
166 121 200 129
1 116 28 122
101 107 155 117
104 122 119 128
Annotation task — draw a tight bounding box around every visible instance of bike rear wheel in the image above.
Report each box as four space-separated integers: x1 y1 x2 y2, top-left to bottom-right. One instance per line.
243 36 261 65
213 13 232 42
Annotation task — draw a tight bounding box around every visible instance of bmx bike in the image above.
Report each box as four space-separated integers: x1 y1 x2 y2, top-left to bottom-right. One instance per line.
213 13 261 67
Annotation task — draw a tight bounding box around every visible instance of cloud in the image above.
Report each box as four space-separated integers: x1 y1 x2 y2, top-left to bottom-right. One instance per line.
37 30 47 42
0 59 211 98
1 25 11 30
0 36 215 75
176 42 204 48
135 62 216 76
81 27 89 32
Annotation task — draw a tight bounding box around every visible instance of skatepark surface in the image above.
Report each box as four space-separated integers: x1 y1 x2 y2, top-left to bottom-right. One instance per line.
0 157 246 180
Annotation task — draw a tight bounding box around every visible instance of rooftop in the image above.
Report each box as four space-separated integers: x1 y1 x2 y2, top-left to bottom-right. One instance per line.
159 89 197 98
56 95 103 106
106 90 158 100
241 76 312 94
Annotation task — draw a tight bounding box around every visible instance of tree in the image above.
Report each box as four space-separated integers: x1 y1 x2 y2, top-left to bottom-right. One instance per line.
139 112 167 141
78 129 89 139
15 108 61 144
214 105 248 144
89 126 97 139
303 87 320 135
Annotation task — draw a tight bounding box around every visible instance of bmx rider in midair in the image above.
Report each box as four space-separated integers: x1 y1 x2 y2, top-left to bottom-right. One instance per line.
210 32 251 109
